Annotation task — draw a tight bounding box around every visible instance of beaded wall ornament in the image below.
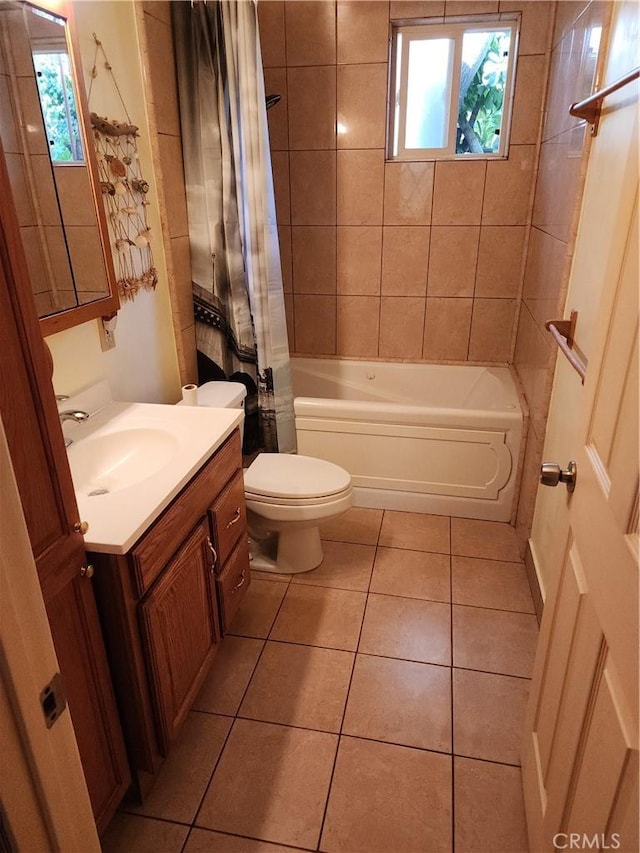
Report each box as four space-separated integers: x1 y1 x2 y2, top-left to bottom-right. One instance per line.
88 34 157 302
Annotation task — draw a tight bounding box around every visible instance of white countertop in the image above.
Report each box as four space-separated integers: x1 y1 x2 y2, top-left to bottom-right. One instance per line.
65 399 243 554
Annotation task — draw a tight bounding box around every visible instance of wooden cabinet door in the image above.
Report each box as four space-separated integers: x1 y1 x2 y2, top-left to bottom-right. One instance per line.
139 520 220 754
0 143 129 834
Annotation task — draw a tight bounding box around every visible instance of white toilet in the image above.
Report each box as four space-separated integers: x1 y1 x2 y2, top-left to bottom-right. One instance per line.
189 381 353 574
244 453 353 574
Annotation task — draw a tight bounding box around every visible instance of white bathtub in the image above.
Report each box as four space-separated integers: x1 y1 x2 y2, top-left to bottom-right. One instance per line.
291 358 524 522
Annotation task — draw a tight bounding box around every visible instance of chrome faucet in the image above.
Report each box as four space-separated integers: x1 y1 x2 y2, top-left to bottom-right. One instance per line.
60 410 90 447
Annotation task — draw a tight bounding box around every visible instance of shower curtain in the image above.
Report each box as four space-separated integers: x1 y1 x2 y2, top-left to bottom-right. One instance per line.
172 0 295 453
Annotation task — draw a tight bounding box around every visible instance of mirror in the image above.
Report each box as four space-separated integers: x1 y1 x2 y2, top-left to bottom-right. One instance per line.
0 0 119 333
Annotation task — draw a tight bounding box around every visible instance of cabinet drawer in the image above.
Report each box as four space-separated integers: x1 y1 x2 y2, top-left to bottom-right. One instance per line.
216 538 251 632
131 430 241 595
210 470 246 569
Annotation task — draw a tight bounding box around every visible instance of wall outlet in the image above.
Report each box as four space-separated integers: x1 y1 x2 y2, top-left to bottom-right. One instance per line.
98 315 117 352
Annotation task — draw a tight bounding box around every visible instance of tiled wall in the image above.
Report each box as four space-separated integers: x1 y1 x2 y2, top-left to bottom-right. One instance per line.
513 0 612 549
137 0 197 385
259 0 553 362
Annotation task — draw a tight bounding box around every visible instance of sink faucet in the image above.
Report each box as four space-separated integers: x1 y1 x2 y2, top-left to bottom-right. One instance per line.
60 410 90 447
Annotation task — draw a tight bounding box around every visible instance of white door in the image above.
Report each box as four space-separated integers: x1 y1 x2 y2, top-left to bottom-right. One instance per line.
521 4 639 851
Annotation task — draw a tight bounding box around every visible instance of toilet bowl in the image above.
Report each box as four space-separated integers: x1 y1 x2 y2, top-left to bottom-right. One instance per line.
184 381 353 574
244 453 353 574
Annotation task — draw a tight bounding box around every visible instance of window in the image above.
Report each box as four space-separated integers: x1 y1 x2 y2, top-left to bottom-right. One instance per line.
33 50 84 164
389 17 518 160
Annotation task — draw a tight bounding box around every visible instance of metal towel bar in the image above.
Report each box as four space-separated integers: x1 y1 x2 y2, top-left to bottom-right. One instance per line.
570 66 640 136
545 310 587 384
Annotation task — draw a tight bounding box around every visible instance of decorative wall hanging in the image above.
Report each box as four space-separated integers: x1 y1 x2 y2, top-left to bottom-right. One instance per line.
88 34 157 302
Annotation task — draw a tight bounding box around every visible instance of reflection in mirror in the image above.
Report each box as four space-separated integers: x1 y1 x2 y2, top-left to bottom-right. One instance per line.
0 1 113 320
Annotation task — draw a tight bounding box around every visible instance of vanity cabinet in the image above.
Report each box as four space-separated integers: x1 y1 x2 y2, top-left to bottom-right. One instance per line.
90 429 250 796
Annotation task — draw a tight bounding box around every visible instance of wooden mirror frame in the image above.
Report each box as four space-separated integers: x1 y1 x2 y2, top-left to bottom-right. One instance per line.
28 0 120 337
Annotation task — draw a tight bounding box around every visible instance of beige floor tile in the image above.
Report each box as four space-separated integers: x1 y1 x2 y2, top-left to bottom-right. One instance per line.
379 511 450 553
370 547 450 603
451 518 521 562
102 814 189 853
453 605 538 678
452 555 534 613
184 828 308 852
453 668 529 765
239 641 354 731
270 585 367 651
343 654 451 752
292 541 375 591
193 636 264 716
454 757 529 852
320 506 383 545
197 719 337 849
250 569 292 583
228 578 287 639
320 737 452 852
128 712 232 823
359 594 451 665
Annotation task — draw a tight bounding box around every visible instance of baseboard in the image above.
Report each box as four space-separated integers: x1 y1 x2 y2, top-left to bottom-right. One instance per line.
524 540 544 625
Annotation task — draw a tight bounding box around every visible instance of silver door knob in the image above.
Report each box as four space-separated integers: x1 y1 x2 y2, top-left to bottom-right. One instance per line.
80 565 94 578
540 461 577 493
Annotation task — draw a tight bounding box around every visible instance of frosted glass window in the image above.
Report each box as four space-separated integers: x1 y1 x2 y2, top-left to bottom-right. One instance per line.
389 17 518 161
405 38 453 150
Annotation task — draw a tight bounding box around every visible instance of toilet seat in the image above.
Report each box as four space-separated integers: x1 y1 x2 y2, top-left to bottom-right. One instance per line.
243 453 351 501
245 487 352 508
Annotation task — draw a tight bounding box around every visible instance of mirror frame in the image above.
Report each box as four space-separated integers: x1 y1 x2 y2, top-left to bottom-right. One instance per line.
27 0 120 336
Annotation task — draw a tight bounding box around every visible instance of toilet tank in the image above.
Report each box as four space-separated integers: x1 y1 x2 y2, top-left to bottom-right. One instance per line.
178 381 247 443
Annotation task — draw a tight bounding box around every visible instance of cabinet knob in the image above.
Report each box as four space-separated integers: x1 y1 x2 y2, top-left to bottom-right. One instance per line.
224 508 242 530
74 521 89 535
80 564 94 579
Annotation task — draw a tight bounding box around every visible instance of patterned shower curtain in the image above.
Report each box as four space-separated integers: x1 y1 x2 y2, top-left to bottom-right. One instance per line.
172 0 295 453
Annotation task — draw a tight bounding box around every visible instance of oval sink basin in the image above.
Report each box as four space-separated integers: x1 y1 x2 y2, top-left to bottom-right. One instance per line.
70 428 179 496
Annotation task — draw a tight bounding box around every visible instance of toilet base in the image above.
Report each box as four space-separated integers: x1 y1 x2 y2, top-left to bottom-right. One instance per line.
248 525 324 574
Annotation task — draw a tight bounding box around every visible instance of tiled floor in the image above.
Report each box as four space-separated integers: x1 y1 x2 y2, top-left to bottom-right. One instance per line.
103 509 538 853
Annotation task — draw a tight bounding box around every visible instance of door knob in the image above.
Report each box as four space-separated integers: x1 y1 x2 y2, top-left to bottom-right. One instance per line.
540 461 577 493
80 565 94 578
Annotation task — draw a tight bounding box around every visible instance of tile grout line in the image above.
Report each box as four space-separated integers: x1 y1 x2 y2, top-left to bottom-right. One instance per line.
313 508 381 851
184 710 526 771
233 577 536 616
204 638 535 681
182 574 295 845
449 514 456 853
323 536 524 563
315 6 344 843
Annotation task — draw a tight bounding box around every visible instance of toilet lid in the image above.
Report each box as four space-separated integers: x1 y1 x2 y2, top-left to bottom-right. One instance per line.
244 453 351 500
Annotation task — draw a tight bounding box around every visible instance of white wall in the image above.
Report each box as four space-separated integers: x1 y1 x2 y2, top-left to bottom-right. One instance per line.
46 0 181 404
